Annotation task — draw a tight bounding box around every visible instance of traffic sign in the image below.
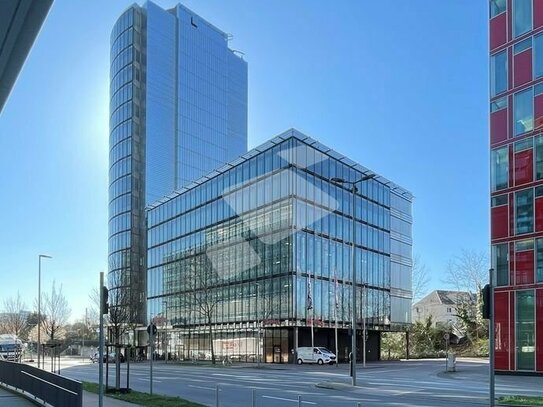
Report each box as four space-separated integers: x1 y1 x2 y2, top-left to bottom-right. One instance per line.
147 324 157 336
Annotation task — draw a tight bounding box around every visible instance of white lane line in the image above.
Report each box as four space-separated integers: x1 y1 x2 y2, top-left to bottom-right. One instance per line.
262 395 317 405
188 384 215 391
134 378 162 383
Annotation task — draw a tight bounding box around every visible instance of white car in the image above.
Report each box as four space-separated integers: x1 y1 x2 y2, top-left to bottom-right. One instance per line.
0 334 22 362
296 347 336 365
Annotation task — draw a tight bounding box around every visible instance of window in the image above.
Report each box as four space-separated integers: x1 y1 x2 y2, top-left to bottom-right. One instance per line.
514 138 533 152
516 189 534 234
516 239 534 251
535 34 543 78
493 243 509 286
446 307 452 313
514 88 534 136
491 51 508 96
491 96 508 112
536 136 543 179
537 239 543 282
490 0 507 17
492 194 508 206
513 0 533 38
516 290 535 370
514 37 532 54
491 147 509 191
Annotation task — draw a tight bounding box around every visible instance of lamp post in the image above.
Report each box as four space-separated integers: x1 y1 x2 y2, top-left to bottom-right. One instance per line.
331 174 375 386
38 254 52 369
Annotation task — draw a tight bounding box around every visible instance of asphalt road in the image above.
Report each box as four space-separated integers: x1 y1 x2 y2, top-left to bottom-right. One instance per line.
59 358 543 407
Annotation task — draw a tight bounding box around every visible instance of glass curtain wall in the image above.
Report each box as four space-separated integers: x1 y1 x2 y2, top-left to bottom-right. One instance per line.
146 132 412 362
109 7 146 324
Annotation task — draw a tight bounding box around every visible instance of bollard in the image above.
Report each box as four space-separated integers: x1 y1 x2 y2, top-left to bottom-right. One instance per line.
252 388 256 407
216 385 219 407
298 395 302 407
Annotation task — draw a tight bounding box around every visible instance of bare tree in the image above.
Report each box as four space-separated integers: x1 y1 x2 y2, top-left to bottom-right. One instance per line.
186 252 222 365
443 249 488 342
2 292 28 338
412 254 431 302
107 270 139 390
87 287 100 330
443 249 488 293
41 282 71 343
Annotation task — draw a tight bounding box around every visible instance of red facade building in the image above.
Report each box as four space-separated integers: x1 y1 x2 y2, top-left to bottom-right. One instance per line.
490 0 543 374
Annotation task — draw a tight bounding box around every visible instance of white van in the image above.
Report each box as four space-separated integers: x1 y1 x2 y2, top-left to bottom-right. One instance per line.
296 347 336 365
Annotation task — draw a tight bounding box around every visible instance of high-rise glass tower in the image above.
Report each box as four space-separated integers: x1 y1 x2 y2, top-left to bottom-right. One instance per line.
108 1 247 325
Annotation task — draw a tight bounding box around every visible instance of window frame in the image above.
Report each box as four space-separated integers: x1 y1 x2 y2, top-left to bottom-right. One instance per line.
514 87 534 136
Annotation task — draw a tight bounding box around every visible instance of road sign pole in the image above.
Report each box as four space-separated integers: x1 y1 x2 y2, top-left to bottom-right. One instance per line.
489 268 495 407
148 323 156 395
150 328 153 395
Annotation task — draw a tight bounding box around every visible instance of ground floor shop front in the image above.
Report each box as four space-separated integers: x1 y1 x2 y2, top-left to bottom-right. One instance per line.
153 325 382 364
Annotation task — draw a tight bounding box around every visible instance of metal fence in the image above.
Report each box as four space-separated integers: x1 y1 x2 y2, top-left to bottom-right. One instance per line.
0 360 82 407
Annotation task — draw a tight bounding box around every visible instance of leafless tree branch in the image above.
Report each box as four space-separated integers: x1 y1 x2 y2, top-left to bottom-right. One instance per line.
412 254 431 302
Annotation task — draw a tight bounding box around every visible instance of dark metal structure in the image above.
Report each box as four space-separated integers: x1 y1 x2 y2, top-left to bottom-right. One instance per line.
0 360 82 407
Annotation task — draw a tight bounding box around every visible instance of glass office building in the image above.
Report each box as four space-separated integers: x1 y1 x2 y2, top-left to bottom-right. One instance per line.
109 2 247 325
147 129 412 363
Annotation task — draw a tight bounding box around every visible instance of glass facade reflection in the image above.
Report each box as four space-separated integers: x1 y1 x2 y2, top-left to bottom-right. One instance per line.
109 7 146 324
109 2 248 326
146 129 413 363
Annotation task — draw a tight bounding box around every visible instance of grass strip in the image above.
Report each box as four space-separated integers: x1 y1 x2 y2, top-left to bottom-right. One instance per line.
499 395 543 406
82 381 205 407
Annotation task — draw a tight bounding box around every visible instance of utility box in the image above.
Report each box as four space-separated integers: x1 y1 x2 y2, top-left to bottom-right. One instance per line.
446 352 456 372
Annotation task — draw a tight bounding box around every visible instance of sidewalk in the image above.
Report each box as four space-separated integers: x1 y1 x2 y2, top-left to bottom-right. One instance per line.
0 387 35 407
83 391 142 407
0 388 142 407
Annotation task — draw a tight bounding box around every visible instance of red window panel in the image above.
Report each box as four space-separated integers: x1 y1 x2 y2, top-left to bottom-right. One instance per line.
514 50 533 87
537 289 543 372
535 95 543 130
536 198 543 232
491 205 509 239
490 13 507 50
515 249 535 285
491 108 508 144
536 0 543 29
514 149 534 185
494 291 510 370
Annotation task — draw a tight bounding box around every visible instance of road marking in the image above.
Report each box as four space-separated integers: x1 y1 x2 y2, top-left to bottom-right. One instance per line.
134 378 162 383
188 384 216 391
262 395 316 405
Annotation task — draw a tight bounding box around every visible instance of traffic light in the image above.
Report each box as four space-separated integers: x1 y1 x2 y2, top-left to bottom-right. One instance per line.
482 284 491 319
101 286 109 315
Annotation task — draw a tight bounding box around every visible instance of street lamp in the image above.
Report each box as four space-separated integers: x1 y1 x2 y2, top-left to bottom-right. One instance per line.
331 173 375 386
38 254 52 369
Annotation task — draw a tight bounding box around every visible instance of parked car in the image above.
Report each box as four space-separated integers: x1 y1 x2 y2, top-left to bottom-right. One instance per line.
90 352 125 363
296 347 336 365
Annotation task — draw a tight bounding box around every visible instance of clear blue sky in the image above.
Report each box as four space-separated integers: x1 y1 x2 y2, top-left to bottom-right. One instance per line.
0 1 488 321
